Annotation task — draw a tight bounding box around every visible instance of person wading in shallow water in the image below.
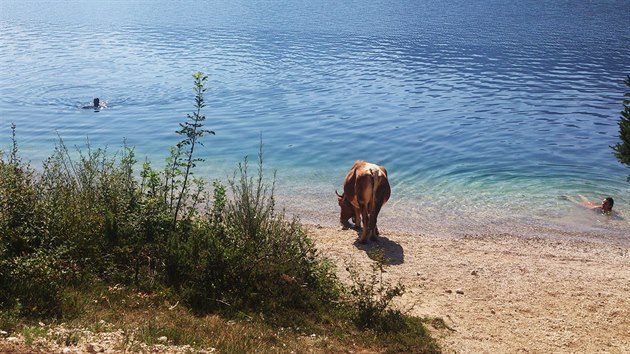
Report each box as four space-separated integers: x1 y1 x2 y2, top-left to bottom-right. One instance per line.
566 195 615 215
584 196 614 214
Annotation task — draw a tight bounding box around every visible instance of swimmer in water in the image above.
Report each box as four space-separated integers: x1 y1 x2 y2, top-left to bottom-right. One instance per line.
565 195 615 215
83 98 107 109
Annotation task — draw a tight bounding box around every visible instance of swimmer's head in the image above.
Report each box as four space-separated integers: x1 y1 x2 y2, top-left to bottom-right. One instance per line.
93 98 100 107
602 197 614 212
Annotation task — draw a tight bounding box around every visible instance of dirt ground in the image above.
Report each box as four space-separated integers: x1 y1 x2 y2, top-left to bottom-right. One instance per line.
307 225 630 354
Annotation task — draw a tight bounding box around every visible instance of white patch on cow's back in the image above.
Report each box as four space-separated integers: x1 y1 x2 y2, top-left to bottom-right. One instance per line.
358 162 384 177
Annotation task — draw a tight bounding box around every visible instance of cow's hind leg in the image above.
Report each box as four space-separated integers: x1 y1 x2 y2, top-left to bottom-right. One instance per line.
353 208 362 230
370 202 384 241
358 206 369 243
370 226 378 242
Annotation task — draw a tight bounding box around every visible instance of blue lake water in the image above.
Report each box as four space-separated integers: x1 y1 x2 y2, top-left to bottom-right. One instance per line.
1 0 629 244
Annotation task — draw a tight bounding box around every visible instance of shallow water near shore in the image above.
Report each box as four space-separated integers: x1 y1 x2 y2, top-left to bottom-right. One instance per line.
1 0 629 244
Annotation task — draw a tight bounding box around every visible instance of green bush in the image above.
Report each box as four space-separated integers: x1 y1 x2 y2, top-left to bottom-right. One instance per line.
0 128 159 317
0 134 45 258
164 153 342 317
347 247 407 331
612 75 630 181
3 247 73 317
0 128 76 318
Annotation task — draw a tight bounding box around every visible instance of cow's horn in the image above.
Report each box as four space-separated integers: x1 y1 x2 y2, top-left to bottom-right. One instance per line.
335 190 343 198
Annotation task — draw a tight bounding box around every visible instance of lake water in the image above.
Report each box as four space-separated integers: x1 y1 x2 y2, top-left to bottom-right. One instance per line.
1 0 629 244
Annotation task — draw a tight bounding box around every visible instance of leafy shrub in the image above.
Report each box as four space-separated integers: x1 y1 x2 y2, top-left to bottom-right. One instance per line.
612 75 630 181
165 152 342 317
0 131 45 259
343 248 441 353
0 127 76 318
347 247 407 331
0 302 22 332
3 247 73 317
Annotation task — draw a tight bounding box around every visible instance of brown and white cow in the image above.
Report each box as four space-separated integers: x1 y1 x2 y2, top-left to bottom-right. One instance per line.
336 160 390 243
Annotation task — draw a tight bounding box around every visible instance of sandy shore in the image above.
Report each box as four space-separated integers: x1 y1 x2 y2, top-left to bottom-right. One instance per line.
307 224 630 354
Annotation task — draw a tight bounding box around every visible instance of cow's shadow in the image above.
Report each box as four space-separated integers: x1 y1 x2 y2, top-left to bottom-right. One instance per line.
352 233 404 265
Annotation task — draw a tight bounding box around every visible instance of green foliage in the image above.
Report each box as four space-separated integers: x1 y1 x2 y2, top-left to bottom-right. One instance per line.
3 247 73 317
379 316 441 354
136 322 203 347
0 302 22 332
22 324 49 345
164 150 341 317
612 75 630 181
0 125 74 318
173 71 215 225
347 247 407 331
209 179 227 224
0 126 44 258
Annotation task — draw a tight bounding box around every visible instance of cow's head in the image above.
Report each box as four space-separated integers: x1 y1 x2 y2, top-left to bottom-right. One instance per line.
336 190 354 228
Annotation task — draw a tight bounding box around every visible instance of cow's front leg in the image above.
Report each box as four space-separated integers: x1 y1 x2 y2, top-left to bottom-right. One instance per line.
340 218 351 230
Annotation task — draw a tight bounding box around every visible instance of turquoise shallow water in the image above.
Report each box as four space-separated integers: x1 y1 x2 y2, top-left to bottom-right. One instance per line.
1 0 629 244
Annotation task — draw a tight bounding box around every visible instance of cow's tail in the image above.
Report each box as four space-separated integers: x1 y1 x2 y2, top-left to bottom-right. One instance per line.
369 168 380 215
